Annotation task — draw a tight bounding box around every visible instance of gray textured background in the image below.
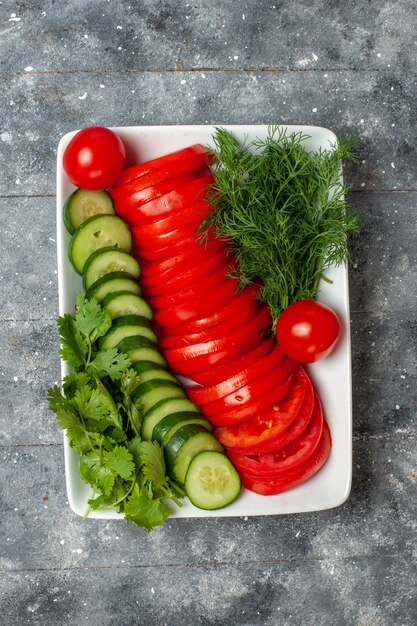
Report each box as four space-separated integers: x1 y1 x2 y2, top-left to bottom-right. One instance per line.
1 1 416 625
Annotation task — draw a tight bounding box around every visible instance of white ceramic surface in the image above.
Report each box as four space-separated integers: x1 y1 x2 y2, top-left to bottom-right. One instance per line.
56 125 352 519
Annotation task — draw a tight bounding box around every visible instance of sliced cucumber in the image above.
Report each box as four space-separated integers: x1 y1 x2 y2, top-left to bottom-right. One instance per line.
101 291 152 320
63 189 115 234
164 424 225 485
131 361 181 386
86 271 141 302
141 398 200 442
83 247 141 290
132 380 186 417
116 336 167 366
152 411 213 447
99 315 157 349
69 215 132 274
185 451 241 510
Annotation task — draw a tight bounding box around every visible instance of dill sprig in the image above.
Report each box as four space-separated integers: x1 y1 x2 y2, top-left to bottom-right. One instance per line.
200 126 359 323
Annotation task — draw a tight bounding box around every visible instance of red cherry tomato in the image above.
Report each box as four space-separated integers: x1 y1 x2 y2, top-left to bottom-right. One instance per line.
63 126 126 191
276 299 341 363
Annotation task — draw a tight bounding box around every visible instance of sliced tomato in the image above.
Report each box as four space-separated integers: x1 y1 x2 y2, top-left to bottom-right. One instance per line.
200 358 297 418
187 341 285 405
214 366 311 441
157 283 261 336
115 144 210 187
159 300 261 350
111 152 211 201
208 371 295 427
154 275 241 327
137 228 221 263
144 250 234 298
164 306 272 377
148 261 237 310
138 238 229 285
186 338 275 387
239 421 332 495
132 200 213 245
119 174 214 224
231 387 317 454
227 393 323 476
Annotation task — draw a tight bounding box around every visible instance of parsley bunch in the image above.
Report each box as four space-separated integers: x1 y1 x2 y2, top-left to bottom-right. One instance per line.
201 126 360 323
48 293 184 532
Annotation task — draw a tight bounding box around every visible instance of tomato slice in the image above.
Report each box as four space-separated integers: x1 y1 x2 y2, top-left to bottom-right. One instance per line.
158 283 261 337
187 341 285 405
138 227 220 263
116 144 210 187
148 261 237 310
138 239 229 284
239 421 332 495
238 389 319 454
208 371 295 427
132 201 214 252
187 338 275 387
200 358 297 418
120 174 214 224
143 250 233 298
214 366 311 440
160 300 261 350
154 275 241 327
164 306 272 377
111 152 211 201
227 392 323 476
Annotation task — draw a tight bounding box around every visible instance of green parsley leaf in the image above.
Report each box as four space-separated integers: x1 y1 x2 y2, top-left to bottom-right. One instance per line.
106 446 135 480
75 293 112 343
87 348 131 381
124 488 171 532
57 313 87 368
139 440 167 490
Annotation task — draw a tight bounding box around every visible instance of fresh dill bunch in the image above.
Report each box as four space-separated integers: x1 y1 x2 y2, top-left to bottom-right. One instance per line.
200 126 359 323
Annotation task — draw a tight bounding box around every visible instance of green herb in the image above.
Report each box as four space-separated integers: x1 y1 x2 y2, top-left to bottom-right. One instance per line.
48 293 184 532
200 126 360 322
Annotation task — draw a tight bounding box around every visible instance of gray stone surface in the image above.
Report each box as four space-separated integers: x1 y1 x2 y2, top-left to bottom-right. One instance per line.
1 1 416 625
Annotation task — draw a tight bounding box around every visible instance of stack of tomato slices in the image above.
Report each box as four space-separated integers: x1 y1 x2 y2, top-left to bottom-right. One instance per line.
109 144 332 496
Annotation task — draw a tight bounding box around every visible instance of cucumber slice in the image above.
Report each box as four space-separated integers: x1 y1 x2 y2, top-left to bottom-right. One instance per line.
116 336 167 366
69 215 132 274
185 451 241 510
164 424 225 484
99 315 157 349
131 361 181 386
141 398 200 442
152 411 213 447
101 291 152 320
63 189 114 234
86 272 141 302
83 247 141 290
132 380 186 417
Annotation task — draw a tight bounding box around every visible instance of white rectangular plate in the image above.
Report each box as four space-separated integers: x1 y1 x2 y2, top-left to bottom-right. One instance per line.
56 124 352 519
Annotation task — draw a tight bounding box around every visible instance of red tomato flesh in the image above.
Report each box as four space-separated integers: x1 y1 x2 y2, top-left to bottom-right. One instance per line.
276 299 341 363
227 392 323 476
214 366 311 444
200 357 297 418
63 126 126 191
239 420 332 495
116 144 210 187
118 174 214 222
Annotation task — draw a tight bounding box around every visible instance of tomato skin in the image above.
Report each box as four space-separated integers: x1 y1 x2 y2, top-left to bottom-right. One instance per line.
239 421 332 495
227 392 323 476
63 126 125 191
116 144 210 187
200 357 297 418
276 299 341 363
214 366 312 445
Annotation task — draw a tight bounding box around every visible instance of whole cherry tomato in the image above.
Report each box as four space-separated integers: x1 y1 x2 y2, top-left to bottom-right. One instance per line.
63 126 125 190
276 299 341 363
